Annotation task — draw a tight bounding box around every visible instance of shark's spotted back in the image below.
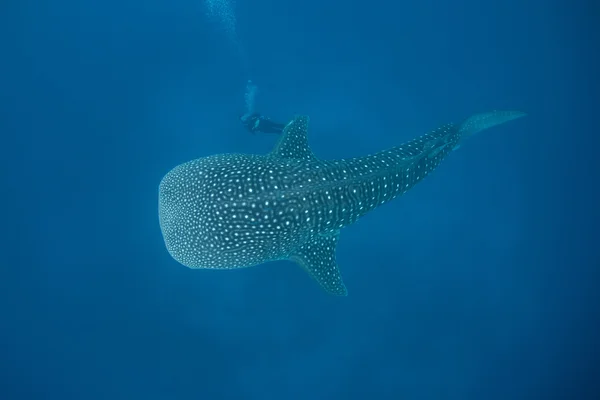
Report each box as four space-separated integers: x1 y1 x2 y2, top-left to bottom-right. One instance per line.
159 111 526 295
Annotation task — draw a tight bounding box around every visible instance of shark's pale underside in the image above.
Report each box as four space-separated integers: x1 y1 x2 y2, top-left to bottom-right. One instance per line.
158 110 526 295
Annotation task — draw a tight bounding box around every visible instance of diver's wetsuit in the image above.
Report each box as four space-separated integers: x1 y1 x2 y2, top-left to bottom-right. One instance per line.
241 113 286 134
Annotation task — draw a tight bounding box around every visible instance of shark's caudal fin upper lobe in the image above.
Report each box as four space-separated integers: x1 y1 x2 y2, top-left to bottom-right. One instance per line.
458 110 527 140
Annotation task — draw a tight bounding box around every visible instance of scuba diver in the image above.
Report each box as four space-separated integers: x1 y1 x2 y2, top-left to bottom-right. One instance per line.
240 113 286 134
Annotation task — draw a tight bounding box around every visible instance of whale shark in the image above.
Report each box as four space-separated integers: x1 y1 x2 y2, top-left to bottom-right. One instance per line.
158 110 526 295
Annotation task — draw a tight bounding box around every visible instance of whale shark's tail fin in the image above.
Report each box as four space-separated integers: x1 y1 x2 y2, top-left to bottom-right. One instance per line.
458 110 527 141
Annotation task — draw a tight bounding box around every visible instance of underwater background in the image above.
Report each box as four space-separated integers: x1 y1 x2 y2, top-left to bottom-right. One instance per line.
1 0 598 399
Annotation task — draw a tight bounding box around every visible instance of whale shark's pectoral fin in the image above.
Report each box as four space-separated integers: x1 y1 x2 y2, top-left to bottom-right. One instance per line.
271 115 318 162
290 232 348 296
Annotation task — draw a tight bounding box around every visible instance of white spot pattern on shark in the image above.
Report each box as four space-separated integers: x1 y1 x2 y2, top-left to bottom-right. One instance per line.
159 110 526 295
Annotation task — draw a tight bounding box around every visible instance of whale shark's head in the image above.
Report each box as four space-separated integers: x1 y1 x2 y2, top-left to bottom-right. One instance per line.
158 153 288 270
158 159 213 268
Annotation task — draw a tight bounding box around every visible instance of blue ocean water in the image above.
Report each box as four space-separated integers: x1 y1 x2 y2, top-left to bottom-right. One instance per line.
1 0 598 399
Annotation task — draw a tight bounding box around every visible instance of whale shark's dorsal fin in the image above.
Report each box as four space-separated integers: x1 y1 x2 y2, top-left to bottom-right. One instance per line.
290 231 348 296
271 115 318 161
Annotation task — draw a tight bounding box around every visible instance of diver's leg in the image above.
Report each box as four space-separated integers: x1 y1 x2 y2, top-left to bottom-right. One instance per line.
260 121 285 134
271 123 286 133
